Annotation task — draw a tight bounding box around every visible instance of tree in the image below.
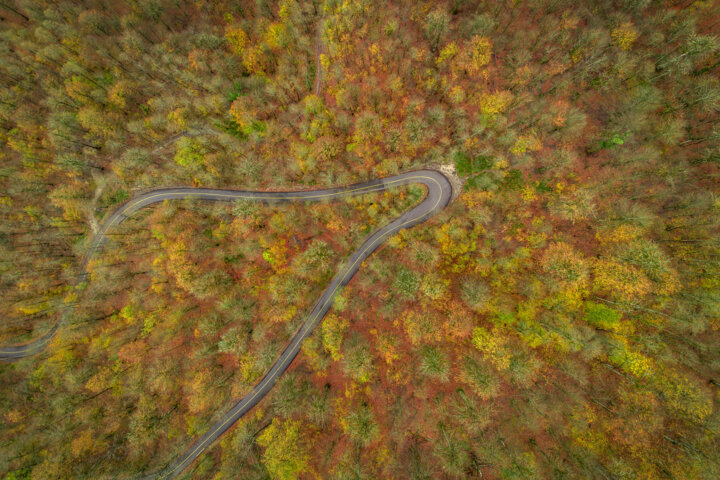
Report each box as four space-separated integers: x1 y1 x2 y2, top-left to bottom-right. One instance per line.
434 423 470 478
418 345 450 382
343 403 378 447
460 354 500 399
218 327 247 356
420 273 449 301
611 22 638 51
654 369 713 423
452 389 491 434
343 335 375 383
174 137 207 169
456 35 492 75
549 188 597 224
479 90 513 116
541 242 590 300
114 147 150 179
321 313 348 361
473 326 515 373
257 418 311 480
272 373 308 418
394 266 419 298
402 310 441 345
592 258 651 302
424 8 450 52
583 302 622 331
460 277 490 312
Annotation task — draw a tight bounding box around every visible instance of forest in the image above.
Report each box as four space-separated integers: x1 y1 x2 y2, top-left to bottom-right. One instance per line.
1 0 720 479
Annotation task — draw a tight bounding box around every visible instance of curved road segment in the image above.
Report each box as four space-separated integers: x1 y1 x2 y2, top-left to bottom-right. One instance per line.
0 170 452 478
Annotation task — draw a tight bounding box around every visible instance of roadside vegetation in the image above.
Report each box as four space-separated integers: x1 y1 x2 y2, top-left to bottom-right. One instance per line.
1 0 719 479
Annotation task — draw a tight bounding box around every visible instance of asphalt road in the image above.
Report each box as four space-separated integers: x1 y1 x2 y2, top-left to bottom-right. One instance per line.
0 170 452 478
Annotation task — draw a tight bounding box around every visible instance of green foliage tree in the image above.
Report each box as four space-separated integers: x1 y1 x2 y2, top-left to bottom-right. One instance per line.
460 277 490 312
394 266 420 298
174 137 207 169
460 354 500 400
434 423 470 478
583 302 622 330
424 8 450 52
343 335 375 383
343 404 379 447
418 345 450 382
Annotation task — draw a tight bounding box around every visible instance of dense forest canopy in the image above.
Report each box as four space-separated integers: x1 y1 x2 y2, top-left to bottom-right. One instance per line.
1 0 720 479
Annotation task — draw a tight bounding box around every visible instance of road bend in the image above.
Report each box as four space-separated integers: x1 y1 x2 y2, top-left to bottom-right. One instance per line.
0 170 453 479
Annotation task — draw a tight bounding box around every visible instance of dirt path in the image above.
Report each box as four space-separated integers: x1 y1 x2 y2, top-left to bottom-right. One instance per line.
313 18 325 97
87 170 105 235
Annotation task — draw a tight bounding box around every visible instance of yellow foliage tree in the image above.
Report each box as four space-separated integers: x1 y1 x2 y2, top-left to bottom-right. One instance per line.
262 239 288 271
612 22 639 50
321 313 349 361
85 366 115 394
570 404 609 455
655 369 713 422
510 132 542 155
71 429 95 458
420 272 450 301
596 224 643 245
229 96 257 132
541 242 590 296
108 79 130 108
264 22 286 49
187 371 211 413
243 45 269 75
471 326 512 371
608 336 654 378
257 418 312 480
457 35 492 74
436 41 458 66
434 220 480 272
225 26 247 55
592 258 651 301
478 90 513 116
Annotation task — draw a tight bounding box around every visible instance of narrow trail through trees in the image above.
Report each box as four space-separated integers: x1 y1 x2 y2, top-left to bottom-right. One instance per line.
313 17 325 97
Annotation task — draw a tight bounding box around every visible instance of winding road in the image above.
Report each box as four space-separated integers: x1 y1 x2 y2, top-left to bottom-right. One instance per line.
0 170 453 478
